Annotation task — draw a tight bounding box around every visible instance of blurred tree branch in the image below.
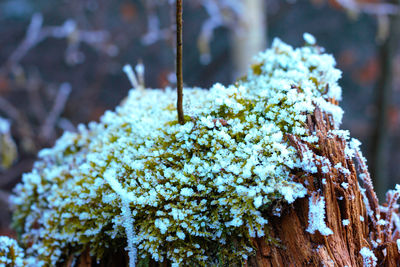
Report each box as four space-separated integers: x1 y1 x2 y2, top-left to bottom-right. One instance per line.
336 0 400 15
1 13 115 72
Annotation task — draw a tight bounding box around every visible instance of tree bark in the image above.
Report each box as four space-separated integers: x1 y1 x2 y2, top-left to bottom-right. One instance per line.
248 104 400 266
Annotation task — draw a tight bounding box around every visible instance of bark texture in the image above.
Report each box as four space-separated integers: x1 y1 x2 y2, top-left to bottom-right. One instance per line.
66 103 400 266
248 104 400 266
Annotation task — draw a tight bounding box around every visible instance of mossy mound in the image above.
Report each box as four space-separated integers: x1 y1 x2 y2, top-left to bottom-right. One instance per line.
11 35 343 266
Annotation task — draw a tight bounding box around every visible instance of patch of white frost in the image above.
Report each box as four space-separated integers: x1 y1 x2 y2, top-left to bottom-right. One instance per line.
360 247 377 267
306 193 333 236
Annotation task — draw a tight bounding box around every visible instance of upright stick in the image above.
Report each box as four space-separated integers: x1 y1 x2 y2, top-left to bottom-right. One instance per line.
176 0 185 124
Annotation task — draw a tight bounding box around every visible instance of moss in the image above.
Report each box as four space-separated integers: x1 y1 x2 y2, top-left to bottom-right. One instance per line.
10 36 344 266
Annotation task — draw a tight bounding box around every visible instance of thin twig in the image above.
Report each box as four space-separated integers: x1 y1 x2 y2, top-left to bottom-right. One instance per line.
336 0 400 15
0 158 35 188
0 97 36 152
39 83 71 141
1 13 112 73
0 189 10 207
176 0 185 125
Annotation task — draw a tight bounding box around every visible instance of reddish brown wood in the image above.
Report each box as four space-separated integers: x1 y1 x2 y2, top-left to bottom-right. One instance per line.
247 106 400 266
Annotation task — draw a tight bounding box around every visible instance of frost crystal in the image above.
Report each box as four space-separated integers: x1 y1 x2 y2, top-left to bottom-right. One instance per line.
12 35 344 265
303 32 316 45
306 194 333 236
397 239 400 253
360 247 377 267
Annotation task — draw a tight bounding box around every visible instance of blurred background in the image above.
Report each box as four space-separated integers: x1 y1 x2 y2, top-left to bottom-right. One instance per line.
0 0 399 236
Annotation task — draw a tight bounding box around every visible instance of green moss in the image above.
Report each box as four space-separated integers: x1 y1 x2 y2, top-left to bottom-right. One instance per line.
11 36 344 266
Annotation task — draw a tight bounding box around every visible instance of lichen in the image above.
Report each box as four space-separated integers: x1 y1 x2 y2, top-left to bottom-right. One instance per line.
11 35 343 266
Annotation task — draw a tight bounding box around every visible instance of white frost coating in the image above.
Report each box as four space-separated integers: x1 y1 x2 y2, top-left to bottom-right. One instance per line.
377 219 387 226
104 169 137 267
342 219 350 226
121 199 137 267
12 36 346 265
396 184 400 194
306 193 333 236
0 236 25 267
360 247 377 267
303 32 316 45
0 117 10 134
397 239 400 253
360 216 364 222
315 98 344 127
123 64 139 89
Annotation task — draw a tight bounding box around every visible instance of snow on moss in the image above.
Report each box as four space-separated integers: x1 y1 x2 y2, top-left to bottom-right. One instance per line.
11 34 344 265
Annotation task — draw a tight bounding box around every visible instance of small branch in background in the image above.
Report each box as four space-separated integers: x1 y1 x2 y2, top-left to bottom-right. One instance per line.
0 97 36 153
57 118 76 133
135 61 145 88
0 158 35 189
176 0 185 125
141 12 172 45
1 13 116 73
39 83 72 142
336 0 400 16
4 13 44 71
198 1 242 64
123 63 146 91
26 71 47 122
140 0 244 65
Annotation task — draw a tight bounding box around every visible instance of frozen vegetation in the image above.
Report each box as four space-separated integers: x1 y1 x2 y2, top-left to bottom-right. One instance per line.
5 34 352 266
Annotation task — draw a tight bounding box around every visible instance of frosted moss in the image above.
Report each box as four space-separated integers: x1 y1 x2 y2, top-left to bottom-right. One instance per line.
11 35 343 266
0 236 33 266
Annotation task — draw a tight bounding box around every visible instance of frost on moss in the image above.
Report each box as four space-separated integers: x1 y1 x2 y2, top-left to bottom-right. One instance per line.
11 35 343 266
0 236 31 266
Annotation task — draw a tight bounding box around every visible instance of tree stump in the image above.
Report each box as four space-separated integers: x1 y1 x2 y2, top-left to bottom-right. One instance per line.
248 106 400 266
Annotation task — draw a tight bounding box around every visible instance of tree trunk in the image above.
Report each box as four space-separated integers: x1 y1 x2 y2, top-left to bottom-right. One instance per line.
232 0 267 78
370 1 400 200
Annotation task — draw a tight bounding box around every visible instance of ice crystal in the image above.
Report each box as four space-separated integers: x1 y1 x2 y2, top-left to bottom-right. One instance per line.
12 34 345 265
360 247 377 267
306 193 333 236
